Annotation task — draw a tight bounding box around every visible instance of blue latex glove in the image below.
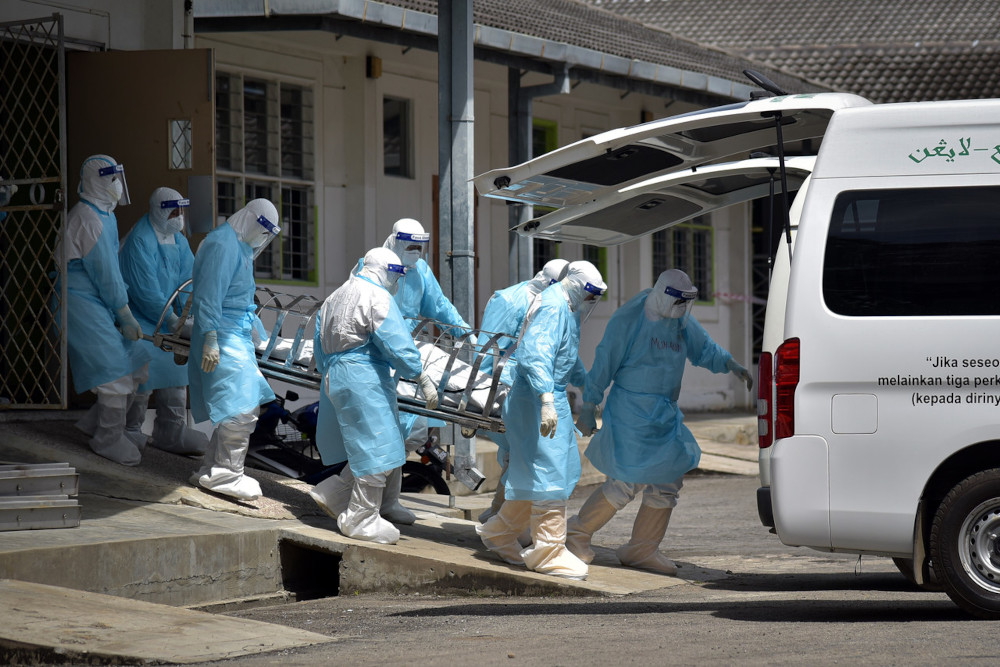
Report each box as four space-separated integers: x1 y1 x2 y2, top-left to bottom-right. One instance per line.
115 306 142 341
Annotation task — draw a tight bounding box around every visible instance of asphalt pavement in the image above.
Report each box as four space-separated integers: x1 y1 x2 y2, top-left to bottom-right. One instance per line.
0 409 759 664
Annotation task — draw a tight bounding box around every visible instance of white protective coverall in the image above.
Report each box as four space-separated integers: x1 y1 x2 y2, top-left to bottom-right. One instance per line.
308 247 438 544
62 154 150 466
119 187 209 456
477 261 606 580
566 269 752 574
187 199 280 501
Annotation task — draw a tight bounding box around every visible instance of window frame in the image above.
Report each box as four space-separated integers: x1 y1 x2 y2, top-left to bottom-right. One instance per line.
215 71 317 286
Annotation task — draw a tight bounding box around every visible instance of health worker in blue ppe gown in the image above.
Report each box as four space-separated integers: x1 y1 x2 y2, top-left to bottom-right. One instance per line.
308 247 439 544
62 155 151 466
477 260 607 581
475 258 569 524
119 187 209 457
566 269 753 575
341 217 471 525
187 199 280 501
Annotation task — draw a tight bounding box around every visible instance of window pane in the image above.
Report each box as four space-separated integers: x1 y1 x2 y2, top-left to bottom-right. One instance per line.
244 78 270 175
652 229 669 281
215 73 241 172
281 185 313 281
217 178 238 221
383 97 411 177
281 84 313 179
824 186 1000 316
533 239 558 275
692 228 711 295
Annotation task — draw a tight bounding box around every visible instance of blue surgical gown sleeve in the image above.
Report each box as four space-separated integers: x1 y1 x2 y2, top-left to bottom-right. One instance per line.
582 290 648 404
569 355 586 388
371 298 424 380
516 300 566 396
82 215 129 312
683 317 733 373
192 236 238 335
414 260 471 331
175 232 195 312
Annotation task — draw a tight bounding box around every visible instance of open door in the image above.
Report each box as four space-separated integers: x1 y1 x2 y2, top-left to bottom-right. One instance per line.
67 49 215 241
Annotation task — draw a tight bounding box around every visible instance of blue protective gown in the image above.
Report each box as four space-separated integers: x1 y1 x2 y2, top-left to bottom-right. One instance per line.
357 256 470 436
502 284 587 502
313 275 425 477
476 279 542 455
583 289 733 485
119 215 194 391
187 222 274 424
62 200 150 393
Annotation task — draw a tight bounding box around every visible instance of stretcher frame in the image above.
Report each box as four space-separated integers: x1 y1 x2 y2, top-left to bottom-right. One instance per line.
143 280 514 434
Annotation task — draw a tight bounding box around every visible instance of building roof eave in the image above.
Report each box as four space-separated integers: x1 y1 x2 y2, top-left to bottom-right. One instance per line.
194 0 757 103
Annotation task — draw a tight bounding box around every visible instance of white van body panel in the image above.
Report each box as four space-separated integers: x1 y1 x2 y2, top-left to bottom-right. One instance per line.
770 435 831 548
777 100 1000 556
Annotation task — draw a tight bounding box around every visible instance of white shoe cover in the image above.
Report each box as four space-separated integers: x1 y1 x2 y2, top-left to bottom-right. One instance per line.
338 472 399 544
477 500 531 566
380 467 416 525
89 393 142 466
309 467 354 520
150 387 209 456
566 489 619 564
195 468 262 501
616 506 677 576
521 502 588 580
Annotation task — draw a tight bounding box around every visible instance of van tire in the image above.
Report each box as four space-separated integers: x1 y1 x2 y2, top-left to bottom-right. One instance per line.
930 469 1000 619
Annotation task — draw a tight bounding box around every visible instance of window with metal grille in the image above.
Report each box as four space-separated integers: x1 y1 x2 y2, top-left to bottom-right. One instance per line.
383 96 412 177
651 217 714 304
215 72 316 283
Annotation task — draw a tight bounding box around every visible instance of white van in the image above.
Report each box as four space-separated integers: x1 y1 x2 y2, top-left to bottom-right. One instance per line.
762 98 1000 618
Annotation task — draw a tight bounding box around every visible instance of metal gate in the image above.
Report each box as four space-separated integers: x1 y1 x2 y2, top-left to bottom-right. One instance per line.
0 15 67 408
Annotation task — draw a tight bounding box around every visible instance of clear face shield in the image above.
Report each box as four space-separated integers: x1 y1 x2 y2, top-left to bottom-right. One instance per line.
664 285 697 324
251 214 281 259
97 163 131 207
385 262 407 295
394 231 430 267
159 197 189 235
579 282 607 325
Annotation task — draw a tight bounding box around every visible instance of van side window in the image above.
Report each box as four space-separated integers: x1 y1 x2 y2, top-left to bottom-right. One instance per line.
823 186 1000 316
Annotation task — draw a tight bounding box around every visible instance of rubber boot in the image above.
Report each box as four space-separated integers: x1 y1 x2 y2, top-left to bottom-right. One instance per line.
150 387 209 456
521 502 588 580
191 412 262 501
124 391 151 450
566 488 619 564
380 466 417 525
88 393 142 466
616 505 677 575
476 499 531 566
338 473 399 544
309 464 354 521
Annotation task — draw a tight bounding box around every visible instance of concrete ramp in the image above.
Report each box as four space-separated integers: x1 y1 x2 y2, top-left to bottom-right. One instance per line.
0 579 333 665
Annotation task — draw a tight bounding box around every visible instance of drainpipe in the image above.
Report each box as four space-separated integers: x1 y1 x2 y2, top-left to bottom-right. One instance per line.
508 65 571 284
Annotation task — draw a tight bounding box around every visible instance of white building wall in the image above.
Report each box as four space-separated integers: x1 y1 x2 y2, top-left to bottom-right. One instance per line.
14 0 755 412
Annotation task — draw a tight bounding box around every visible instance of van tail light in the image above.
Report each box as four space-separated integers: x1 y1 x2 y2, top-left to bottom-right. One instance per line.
774 338 800 440
757 351 773 449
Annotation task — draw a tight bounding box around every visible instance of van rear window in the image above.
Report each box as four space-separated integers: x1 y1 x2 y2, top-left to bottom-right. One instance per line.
824 186 1000 316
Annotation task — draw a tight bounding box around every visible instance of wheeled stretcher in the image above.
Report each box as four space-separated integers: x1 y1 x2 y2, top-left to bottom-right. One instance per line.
143 281 515 435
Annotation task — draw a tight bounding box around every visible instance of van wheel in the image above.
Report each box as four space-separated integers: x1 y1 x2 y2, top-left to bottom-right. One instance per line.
930 469 1000 619
891 557 943 592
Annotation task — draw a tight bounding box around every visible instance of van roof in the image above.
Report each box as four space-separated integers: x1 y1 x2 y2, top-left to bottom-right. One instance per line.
518 155 816 246
474 92 870 208
815 98 1000 179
